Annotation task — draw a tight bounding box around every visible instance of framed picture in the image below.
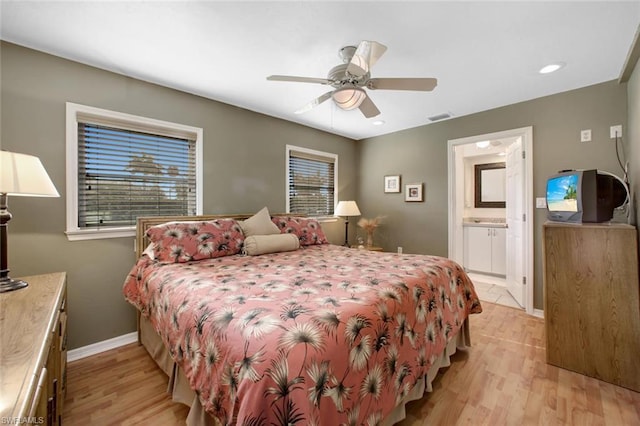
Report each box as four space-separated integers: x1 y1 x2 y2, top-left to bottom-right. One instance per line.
405 183 423 202
384 175 401 193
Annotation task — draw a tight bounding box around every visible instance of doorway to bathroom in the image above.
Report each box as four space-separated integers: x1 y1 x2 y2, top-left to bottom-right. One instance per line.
447 127 534 314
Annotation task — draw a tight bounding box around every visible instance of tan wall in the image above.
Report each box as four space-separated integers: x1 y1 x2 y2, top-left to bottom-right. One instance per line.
0 42 358 349
357 80 628 309
1 40 632 348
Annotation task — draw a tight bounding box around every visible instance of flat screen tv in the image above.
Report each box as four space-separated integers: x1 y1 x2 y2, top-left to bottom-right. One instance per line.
546 169 626 223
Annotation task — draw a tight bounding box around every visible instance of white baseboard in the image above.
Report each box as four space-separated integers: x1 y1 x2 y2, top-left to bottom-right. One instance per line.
68 331 137 362
533 308 544 319
467 272 506 287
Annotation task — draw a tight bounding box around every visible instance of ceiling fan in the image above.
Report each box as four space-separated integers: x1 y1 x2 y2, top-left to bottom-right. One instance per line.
267 40 437 118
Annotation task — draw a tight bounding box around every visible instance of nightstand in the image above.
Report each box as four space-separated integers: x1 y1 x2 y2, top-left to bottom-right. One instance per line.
351 245 383 252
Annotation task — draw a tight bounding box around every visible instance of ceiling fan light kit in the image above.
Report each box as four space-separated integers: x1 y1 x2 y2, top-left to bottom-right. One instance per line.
332 87 366 110
267 40 437 119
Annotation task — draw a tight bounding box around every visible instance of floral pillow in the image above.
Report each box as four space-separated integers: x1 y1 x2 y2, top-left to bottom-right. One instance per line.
146 219 244 263
271 216 329 246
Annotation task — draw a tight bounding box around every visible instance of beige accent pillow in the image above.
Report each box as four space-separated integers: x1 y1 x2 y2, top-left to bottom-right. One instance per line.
240 207 281 237
243 233 300 256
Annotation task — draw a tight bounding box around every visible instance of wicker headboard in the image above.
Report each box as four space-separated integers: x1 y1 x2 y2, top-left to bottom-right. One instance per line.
135 213 300 258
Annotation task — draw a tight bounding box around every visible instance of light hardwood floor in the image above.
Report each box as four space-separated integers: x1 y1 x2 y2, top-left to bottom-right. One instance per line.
63 302 640 425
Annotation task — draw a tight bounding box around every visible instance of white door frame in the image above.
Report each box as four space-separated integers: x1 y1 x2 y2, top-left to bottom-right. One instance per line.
447 126 535 315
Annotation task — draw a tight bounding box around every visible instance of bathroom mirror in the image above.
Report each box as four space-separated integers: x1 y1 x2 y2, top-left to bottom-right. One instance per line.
474 162 506 208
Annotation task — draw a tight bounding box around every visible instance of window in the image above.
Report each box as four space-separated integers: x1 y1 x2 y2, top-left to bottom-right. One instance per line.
66 103 203 240
286 145 337 217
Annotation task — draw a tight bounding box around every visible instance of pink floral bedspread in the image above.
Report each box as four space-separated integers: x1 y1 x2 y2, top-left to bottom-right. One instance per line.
123 244 482 425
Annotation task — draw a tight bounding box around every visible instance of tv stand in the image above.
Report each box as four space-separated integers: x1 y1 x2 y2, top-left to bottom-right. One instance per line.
543 222 640 391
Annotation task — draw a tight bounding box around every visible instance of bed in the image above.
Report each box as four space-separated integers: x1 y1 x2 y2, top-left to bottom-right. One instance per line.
123 212 482 425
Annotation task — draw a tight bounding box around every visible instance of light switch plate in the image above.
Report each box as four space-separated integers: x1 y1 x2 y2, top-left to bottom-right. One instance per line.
580 129 591 142
536 197 547 208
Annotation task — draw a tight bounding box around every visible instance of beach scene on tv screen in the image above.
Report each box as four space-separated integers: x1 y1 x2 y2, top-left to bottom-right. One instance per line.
547 174 578 212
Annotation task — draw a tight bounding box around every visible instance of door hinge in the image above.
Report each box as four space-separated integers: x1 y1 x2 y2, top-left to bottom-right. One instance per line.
522 213 526 222
522 150 526 159
522 276 527 285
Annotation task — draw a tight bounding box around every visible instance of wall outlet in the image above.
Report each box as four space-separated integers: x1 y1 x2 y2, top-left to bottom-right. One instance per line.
610 125 622 139
397 246 403 254
536 197 547 209
580 129 591 142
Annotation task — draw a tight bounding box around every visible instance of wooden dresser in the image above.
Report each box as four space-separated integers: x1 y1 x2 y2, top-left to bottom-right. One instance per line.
0 272 67 425
543 222 640 391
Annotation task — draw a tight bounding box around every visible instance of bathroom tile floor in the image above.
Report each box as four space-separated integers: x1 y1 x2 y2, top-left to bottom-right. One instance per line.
467 272 522 309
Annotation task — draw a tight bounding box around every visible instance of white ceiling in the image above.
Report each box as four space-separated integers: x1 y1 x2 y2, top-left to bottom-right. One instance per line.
1 1 639 140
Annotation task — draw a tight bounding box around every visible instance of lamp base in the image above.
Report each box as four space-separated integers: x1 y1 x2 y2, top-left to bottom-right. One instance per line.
0 277 28 293
343 219 350 246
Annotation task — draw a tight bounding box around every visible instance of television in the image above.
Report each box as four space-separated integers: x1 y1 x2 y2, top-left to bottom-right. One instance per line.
546 169 627 223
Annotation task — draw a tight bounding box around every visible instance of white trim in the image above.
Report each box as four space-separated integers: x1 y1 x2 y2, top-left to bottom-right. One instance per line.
65 102 203 241
67 331 137 362
285 144 339 215
448 126 536 316
533 309 544 319
318 217 339 223
66 226 135 241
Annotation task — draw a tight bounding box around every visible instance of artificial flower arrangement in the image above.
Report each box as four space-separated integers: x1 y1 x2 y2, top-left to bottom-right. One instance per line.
357 216 384 247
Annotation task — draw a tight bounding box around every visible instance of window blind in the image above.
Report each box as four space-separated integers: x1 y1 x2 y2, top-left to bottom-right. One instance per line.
77 123 197 228
288 152 335 216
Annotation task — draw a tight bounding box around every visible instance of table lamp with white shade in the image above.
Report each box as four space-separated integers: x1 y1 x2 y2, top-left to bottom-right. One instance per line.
0 151 60 293
334 200 361 246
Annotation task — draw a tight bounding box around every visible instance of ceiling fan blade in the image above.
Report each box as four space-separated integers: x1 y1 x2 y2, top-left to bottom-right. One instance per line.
295 91 334 114
346 41 388 77
368 78 438 91
358 93 381 118
267 75 333 85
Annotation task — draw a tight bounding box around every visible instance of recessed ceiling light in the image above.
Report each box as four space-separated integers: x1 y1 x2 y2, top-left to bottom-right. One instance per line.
497 152 506 156
372 120 385 126
475 141 490 149
539 62 565 74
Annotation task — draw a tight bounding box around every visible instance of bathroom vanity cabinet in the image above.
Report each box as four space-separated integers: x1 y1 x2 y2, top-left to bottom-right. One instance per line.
464 224 506 276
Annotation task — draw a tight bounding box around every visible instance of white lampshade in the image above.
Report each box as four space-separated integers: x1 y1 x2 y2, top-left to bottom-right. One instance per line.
1 151 59 197
332 88 367 111
335 200 361 217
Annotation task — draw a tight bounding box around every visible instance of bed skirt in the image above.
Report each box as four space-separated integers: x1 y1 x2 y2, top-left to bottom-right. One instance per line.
139 314 471 426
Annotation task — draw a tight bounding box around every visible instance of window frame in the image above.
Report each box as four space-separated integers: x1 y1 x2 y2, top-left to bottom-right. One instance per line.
285 144 338 220
65 102 203 241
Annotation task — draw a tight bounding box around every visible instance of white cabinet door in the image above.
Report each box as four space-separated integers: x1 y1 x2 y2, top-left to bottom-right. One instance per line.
491 227 507 276
464 227 492 273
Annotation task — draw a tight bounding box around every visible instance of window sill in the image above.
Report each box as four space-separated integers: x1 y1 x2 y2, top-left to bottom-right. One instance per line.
313 216 339 223
66 227 135 241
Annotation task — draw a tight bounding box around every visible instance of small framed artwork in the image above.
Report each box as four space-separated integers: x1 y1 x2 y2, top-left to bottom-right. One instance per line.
405 183 423 202
384 175 401 193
